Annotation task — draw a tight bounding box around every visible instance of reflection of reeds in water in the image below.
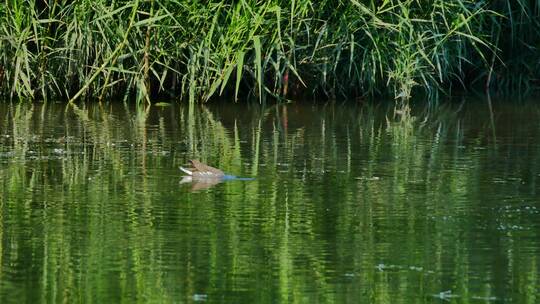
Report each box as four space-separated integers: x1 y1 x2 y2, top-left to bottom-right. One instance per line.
0 101 539 302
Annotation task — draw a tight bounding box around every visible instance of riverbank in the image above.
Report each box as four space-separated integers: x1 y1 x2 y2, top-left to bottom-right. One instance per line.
1 0 539 103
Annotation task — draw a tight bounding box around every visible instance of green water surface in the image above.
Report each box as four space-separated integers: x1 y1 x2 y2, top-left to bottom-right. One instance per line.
0 100 539 303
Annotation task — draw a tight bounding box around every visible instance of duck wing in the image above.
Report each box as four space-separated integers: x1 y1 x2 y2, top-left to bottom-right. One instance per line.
179 166 194 175
189 159 224 176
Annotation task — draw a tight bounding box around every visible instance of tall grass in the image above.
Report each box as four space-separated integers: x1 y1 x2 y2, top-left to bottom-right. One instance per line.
0 0 538 103
485 0 540 94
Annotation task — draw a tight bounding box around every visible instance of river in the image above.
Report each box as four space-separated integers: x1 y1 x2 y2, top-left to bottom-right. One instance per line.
0 99 539 303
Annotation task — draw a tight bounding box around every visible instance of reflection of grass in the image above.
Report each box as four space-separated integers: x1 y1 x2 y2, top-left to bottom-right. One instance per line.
0 102 539 302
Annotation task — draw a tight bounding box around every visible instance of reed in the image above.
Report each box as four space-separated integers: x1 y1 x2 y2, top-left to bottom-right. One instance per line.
0 0 538 103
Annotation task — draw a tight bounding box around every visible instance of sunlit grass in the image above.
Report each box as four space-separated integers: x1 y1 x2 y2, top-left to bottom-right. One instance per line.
0 0 538 102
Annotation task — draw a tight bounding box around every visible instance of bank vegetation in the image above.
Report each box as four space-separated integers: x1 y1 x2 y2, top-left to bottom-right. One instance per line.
0 0 538 103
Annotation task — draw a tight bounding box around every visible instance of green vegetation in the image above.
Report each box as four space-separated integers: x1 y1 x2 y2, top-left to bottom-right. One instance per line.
0 0 539 102
1 101 539 302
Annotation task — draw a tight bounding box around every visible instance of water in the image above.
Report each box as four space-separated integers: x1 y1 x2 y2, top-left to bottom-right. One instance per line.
0 100 539 303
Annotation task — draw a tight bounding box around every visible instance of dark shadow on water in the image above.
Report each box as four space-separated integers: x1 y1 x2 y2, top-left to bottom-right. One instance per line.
179 175 255 191
179 175 224 191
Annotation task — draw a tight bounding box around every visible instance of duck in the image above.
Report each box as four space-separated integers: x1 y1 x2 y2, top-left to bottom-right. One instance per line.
180 159 225 178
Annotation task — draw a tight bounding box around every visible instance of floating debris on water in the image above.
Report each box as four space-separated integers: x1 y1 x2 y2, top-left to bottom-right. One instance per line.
497 224 528 231
355 176 380 181
433 290 459 300
375 263 434 274
192 294 208 302
471 295 497 301
53 148 65 154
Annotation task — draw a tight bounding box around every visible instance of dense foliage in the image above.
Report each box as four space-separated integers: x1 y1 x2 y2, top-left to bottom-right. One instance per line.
0 0 539 102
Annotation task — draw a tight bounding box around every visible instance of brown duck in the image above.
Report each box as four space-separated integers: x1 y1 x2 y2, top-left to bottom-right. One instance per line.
180 159 225 178
180 159 254 181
